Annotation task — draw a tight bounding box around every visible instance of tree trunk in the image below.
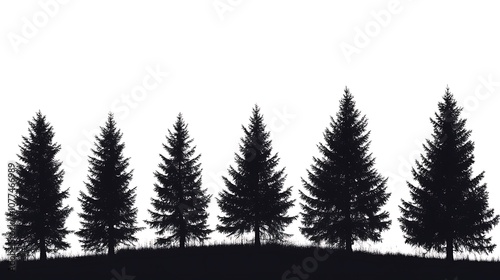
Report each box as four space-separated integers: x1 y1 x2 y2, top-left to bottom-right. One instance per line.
179 203 186 248
108 241 115 256
446 238 453 261
255 223 261 247
346 234 353 254
180 234 186 249
108 223 116 256
108 227 115 256
39 236 47 260
345 207 352 253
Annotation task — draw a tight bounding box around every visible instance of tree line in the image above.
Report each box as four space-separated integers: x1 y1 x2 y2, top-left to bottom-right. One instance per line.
4 87 498 262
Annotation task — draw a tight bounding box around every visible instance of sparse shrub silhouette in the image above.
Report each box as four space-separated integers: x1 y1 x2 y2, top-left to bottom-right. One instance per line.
3 111 72 260
76 113 143 256
300 88 391 252
146 113 212 248
217 105 296 246
399 87 499 261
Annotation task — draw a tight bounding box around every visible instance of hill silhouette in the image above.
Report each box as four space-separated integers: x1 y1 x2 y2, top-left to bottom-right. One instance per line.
1 244 499 280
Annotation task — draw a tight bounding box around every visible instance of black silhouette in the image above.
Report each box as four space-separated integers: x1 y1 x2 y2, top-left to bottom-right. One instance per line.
4 243 499 280
145 113 212 248
3 111 72 261
300 88 391 252
399 87 499 261
76 113 143 256
217 105 296 246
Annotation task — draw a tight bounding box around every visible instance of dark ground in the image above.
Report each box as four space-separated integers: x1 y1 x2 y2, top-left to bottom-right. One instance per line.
0 244 498 280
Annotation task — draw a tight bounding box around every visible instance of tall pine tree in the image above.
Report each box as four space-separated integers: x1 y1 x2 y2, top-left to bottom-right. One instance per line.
300 88 390 252
76 113 142 256
399 87 499 261
146 113 211 248
3 111 72 260
217 105 296 246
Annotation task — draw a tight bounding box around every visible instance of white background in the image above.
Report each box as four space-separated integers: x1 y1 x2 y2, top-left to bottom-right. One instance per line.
0 0 499 260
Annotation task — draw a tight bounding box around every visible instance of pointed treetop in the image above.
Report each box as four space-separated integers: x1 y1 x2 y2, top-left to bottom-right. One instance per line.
100 113 122 141
437 87 462 126
106 112 116 126
32 110 48 125
175 112 186 126
336 87 360 122
251 105 262 120
343 86 355 99
341 87 355 105
172 113 189 137
443 86 454 100
245 105 265 132
26 111 56 143
441 86 460 109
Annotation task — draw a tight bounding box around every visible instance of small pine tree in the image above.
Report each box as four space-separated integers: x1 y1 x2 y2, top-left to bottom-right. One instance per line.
76 113 142 256
399 87 499 261
300 88 391 252
217 105 296 246
146 113 212 248
3 111 72 260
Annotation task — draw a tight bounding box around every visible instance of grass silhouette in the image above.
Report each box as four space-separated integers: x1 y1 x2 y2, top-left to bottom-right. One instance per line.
1 243 499 280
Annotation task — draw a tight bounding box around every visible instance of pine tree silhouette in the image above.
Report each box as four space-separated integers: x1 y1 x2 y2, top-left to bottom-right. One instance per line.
217 105 296 246
300 88 391 252
146 113 212 248
3 111 72 260
76 113 143 256
399 87 499 261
